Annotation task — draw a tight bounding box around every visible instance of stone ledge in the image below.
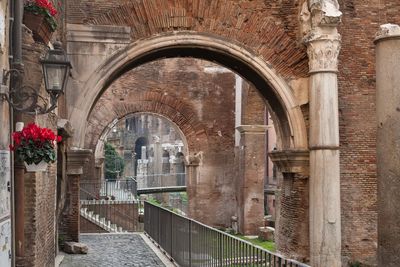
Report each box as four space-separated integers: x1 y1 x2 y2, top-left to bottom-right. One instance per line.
67 148 92 175
66 23 131 44
236 125 272 134
269 149 309 175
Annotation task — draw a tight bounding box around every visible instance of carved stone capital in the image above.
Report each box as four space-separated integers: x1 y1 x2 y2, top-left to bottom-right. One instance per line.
306 36 341 73
67 147 92 175
375 24 400 43
268 149 309 176
300 1 342 73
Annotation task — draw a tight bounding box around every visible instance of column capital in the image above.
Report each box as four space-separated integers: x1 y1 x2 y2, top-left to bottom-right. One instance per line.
300 0 342 74
269 149 309 176
236 125 271 134
67 147 92 175
305 35 341 74
375 23 400 43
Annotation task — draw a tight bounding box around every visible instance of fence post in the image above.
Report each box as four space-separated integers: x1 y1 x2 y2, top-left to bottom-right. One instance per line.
170 211 173 257
189 220 192 267
158 205 161 243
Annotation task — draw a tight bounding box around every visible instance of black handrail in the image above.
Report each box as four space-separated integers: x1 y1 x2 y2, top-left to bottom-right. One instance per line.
144 201 310 267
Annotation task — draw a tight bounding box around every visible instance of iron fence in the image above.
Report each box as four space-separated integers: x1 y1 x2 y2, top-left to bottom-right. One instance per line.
80 178 137 201
80 199 138 233
144 202 310 267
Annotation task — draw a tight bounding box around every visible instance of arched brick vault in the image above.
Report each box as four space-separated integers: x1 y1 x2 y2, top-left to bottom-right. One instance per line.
85 0 309 78
85 91 207 153
69 0 308 79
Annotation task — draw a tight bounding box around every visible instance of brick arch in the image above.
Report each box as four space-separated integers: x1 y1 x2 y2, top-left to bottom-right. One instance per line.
87 0 308 79
85 91 207 154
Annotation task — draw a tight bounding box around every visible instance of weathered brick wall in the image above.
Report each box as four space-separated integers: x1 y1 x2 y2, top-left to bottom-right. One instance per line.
85 58 237 227
58 174 80 243
241 84 266 125
337 1 400 265
81 202 138 232
80 217 108 233
67 0 308 80
275 173 309 262
15 30 57 267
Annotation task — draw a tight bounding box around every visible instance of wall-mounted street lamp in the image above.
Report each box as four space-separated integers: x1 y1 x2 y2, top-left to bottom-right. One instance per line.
0 41 71 114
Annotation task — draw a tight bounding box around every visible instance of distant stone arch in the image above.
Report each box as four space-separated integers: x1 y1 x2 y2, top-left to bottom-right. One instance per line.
85 91 207 157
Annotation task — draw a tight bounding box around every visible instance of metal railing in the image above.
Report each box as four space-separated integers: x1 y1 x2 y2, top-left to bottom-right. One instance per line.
144 202 310 267
80 178 137 201
80 199 138 233
136 172 186 189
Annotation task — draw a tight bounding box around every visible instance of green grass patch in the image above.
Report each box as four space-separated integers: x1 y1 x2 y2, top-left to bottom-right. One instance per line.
234 234 276 252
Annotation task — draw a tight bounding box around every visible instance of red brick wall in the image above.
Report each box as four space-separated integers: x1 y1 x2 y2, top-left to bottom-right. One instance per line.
275 173 309 262
337 1 400 265
80 217 108 234
85 58 237 227
15 31 57 267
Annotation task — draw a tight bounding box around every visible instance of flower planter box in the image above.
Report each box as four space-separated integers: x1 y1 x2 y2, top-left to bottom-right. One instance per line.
25 161 48 172
23 12 53 44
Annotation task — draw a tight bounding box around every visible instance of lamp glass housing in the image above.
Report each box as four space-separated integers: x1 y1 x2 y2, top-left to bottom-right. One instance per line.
41 43 71 96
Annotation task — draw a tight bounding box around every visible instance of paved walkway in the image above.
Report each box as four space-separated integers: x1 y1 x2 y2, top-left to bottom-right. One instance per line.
60 234 167 267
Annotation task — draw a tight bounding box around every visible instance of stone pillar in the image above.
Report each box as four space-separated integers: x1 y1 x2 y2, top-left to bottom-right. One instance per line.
94 157 104 181
375 24 400 267
186 153 201 219
302 1 342 266
64 148 91 242
236 125 269 235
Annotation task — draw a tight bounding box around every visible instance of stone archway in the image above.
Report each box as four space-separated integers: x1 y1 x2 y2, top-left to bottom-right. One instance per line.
67 31 311 260
65 0 343 263
67 33 308 152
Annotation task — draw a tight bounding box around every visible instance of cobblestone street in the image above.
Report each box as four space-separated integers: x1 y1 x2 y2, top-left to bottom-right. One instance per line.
60 234 166 267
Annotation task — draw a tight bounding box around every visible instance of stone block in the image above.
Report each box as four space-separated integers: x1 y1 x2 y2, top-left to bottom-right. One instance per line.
64 242 89 254
258 227 275 242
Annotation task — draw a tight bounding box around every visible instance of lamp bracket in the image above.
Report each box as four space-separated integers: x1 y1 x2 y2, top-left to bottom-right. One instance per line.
1 68 58 114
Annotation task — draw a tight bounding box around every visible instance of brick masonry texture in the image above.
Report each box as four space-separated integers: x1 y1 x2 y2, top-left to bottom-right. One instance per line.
85 58 238 227
80 202 138 232
337 0 400 265
66 0 309 79
15 30 60 267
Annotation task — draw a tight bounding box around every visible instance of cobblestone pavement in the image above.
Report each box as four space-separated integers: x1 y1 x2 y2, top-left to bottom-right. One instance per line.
60 234 166 267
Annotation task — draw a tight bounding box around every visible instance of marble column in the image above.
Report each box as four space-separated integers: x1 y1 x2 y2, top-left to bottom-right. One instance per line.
236 125 269 235
64 148 91 242
375 24 400 267
302 1 342 266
